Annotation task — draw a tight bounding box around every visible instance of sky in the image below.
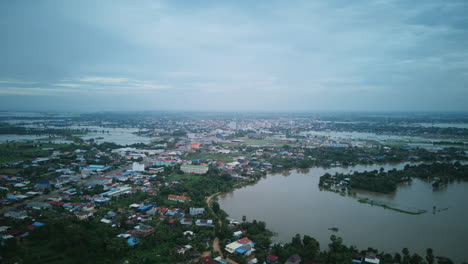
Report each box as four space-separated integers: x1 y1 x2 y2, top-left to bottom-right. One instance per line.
0 0 467 112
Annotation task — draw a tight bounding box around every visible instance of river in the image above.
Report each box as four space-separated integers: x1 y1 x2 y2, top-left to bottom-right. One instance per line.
219 163 468 263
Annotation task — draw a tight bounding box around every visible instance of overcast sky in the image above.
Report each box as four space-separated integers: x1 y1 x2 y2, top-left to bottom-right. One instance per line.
1 0 467 112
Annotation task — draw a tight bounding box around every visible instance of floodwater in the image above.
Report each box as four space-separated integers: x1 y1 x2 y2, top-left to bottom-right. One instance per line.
68 125 153 145
0 124 153 145
219 163 468 263
300 130 468 150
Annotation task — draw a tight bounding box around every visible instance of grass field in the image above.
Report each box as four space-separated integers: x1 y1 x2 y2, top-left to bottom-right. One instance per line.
0 142 70 164
242 138 276 146
184 153 237 163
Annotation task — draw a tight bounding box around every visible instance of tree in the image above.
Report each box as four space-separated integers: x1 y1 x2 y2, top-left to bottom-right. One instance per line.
394 253 402 263
242 215 246 222
303 235 319 260
291 234 302 249
426 248 434 264
402 248 410 264
212 201 220 213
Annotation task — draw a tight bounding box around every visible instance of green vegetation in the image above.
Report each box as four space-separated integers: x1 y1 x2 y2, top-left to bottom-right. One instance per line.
270 234 453 264
0 142 71 164
2 218 127 264
357 198 426 215
320 162 468 194
267 146 467 171
242 138 276 146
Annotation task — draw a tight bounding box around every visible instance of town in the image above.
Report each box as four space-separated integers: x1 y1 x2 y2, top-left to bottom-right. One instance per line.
1 112 466 263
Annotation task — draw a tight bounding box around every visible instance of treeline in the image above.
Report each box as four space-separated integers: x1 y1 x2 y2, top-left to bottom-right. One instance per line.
267 146 466 172
270 234 453 264
1 219 128 264
314 122 468 137
0 126 89 136
320 162 468 194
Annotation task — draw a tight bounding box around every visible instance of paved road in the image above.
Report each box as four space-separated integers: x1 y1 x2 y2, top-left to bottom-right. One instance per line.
205 192 240 264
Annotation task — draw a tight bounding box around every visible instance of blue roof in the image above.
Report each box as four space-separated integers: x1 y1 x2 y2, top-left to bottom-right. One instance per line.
138 205 155 211
263 163 272 166
100 189 116 196
235 247 249 254
88 165 106 169
127 237 140 246
32 222 45 226
37 181 50 184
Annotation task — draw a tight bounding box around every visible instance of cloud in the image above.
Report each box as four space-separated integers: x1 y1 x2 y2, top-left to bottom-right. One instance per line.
0 0 467 111
0 80 37 85
52 83 83 88
78 76 129 84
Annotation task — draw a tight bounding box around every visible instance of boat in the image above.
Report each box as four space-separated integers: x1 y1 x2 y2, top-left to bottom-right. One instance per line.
328 227 339 232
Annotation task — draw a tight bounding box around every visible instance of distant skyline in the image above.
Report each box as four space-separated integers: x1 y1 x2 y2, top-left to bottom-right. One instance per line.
1 0 468 112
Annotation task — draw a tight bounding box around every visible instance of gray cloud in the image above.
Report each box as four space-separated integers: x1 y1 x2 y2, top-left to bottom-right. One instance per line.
1 0 467 112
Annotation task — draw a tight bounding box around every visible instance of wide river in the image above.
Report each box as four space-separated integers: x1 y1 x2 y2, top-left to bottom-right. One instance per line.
219 163 468 263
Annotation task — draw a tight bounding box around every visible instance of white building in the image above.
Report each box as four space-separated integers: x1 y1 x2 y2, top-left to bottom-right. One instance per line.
132 162 145 172
189 207 205 216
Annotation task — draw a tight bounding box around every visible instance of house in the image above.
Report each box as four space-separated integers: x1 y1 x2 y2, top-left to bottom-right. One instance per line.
168 194 191 202
132 225 155 237
27 201 52 210
189 207 205 216
364 252 380 264
27 222 45 231
352 255 364 263
180 218 193 225
138 205 156 211
146 207 158 216
225 237 255 256
195 219 214 227
76 212 92 220
127 237 140 246
266 254 279 264
285 254 301 264
101 218 112 224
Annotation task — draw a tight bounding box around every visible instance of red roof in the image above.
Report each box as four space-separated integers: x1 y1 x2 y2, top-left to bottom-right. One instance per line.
168 194 190 201
46 201 64 206
267 255 279 261
191 143 201 149
200 257 218 264
237 237 252 244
